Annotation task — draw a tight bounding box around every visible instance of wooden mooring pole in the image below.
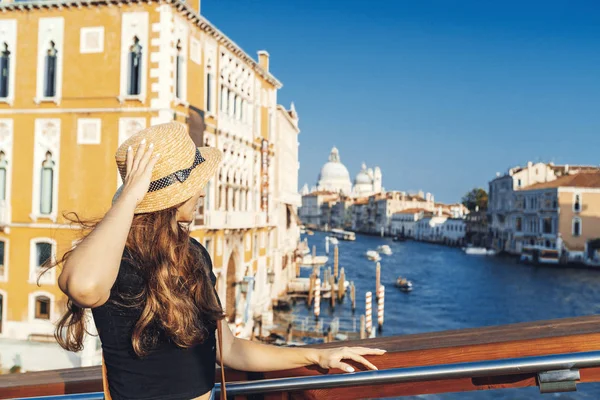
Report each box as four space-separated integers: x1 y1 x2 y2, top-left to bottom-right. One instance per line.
330 275 336 309
334 245 339 279
338 267 346 301
377 285 385 333
314 278 321 320
350 282 356 313
307 273 315 306
365 291 373 336
360 315 366 339
375 262 381 299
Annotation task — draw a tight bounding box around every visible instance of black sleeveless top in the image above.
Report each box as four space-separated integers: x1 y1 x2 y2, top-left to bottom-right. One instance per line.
92 238 219 400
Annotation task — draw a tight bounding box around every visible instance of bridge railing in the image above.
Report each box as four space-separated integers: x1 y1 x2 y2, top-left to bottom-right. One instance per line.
3 315 600 399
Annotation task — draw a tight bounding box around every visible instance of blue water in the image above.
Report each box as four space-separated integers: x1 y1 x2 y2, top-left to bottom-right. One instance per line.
293 231 600 399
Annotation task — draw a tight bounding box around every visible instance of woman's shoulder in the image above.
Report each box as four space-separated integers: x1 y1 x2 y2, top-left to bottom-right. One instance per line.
189 237 213 270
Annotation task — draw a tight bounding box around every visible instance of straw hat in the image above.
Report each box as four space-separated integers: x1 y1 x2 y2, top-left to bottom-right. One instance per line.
114 121 222 214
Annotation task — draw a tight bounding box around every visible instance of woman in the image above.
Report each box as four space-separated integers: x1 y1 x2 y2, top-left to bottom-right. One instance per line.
54 122 385 400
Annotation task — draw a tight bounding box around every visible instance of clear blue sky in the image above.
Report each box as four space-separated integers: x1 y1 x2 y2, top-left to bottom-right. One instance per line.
202 0 600 203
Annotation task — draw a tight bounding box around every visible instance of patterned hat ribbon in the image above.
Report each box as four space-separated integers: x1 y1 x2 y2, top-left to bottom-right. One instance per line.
147 148 205 193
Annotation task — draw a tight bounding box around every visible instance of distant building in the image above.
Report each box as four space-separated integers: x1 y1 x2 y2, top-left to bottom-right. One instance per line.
511 172 600 262
465 210 489 247
488 162 599 253
316 147 353 195
391 209 423 238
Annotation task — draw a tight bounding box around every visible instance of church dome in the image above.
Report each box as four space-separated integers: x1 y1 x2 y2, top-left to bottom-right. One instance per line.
354 163 373 185
317 147 352 194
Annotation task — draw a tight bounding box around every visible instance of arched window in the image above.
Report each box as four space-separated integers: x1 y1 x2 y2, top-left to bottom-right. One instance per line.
572 217 582 237
0 151 7 201
220 86 228 112
44 41 58 98
0 240 5 280
128 36 142 96
0 42 10 98
175 39 183 99
40 151 55 215
574 193 582 213
206 66 214 112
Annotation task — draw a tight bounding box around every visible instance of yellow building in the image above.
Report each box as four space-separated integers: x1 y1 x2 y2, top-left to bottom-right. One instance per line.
0 0 292 354
513 172 600 262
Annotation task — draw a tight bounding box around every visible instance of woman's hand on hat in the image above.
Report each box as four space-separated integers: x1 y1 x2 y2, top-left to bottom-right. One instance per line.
313 346 386 373
121 139 160 206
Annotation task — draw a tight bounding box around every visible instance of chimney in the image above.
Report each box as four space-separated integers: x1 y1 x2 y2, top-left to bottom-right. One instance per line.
258 50 270 72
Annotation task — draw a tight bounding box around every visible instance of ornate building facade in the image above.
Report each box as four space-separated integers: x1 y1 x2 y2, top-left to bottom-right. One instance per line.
0 0 299 370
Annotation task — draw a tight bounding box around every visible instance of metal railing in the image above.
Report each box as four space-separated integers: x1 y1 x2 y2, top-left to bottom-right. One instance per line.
15 350 600 399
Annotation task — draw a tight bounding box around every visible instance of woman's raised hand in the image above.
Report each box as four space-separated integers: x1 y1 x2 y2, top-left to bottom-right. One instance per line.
120 139 161 207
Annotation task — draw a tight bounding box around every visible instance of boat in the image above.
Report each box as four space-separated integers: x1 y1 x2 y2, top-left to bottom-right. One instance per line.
463 247 495 256
330 228 356 241
300 255 329 266
521 246 559 265
377 245 393 255
328 237 339 245
365 250 381 262
396 277 413 292
392 236 406 242
287 277 349 295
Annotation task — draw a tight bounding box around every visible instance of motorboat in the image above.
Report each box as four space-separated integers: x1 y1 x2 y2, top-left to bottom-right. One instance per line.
330 228 356 241
300 255 328 266
365 250 381 262
396 277 413 292
377 245 392 256
463 247 496 256
392 236 406 242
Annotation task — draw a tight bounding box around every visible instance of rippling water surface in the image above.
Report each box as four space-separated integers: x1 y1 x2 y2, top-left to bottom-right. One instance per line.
291 231 600 399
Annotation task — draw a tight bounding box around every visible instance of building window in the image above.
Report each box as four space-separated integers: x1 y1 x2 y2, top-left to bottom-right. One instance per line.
35 295 51 320
44 41 58 98
175 39 183 100
30 240 54 284
40 152 55 215
0 151 7 201
206 71 214 113
204 238 212 255
574 193 581 213
127 36 142 96
516 217 522 232
220 86 227 113
205 181 211 211
0 43 9 98
543 218 552 234
0 240 5 279
572 217 582 237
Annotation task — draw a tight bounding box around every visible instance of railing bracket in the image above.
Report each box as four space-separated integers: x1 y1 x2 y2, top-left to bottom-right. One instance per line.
537 369 580 393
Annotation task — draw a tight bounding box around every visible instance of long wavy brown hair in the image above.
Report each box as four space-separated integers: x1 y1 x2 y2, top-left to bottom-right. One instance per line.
49 205 224 357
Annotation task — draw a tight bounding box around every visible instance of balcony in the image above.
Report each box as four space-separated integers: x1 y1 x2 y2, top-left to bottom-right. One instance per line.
7 315 600 399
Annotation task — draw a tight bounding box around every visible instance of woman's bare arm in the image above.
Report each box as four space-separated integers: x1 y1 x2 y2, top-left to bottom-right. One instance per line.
58 141 159 308
217 320 385 373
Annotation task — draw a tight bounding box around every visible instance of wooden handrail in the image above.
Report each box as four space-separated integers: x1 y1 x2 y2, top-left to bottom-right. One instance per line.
2 315 600 399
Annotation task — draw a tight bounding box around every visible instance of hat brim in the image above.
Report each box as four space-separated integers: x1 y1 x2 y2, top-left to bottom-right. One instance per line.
113 147 223 214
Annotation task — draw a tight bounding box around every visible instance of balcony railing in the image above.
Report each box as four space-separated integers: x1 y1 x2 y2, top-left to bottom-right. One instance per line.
5 315 600 399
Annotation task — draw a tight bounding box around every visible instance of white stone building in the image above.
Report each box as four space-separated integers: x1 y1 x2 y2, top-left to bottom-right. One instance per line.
270 104 301 299
440 219 466 246
391 209 423 238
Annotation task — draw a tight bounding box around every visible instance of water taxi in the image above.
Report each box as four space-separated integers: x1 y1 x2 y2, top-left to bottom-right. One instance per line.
330 228 356 241
377 245 393 255
463 246 496 256
521 246 559 264
365 250 381 262
396 277 413 292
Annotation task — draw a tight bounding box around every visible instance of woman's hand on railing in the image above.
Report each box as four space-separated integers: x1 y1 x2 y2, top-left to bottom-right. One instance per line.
315 346 386 373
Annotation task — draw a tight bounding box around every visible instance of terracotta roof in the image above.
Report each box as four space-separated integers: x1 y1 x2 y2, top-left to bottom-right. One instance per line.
354 198 369 205
306 190 338 197
522 172 600 190
393 208 424 215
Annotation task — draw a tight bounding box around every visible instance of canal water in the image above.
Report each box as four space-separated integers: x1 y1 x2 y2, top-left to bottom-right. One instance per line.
292 231 600 399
